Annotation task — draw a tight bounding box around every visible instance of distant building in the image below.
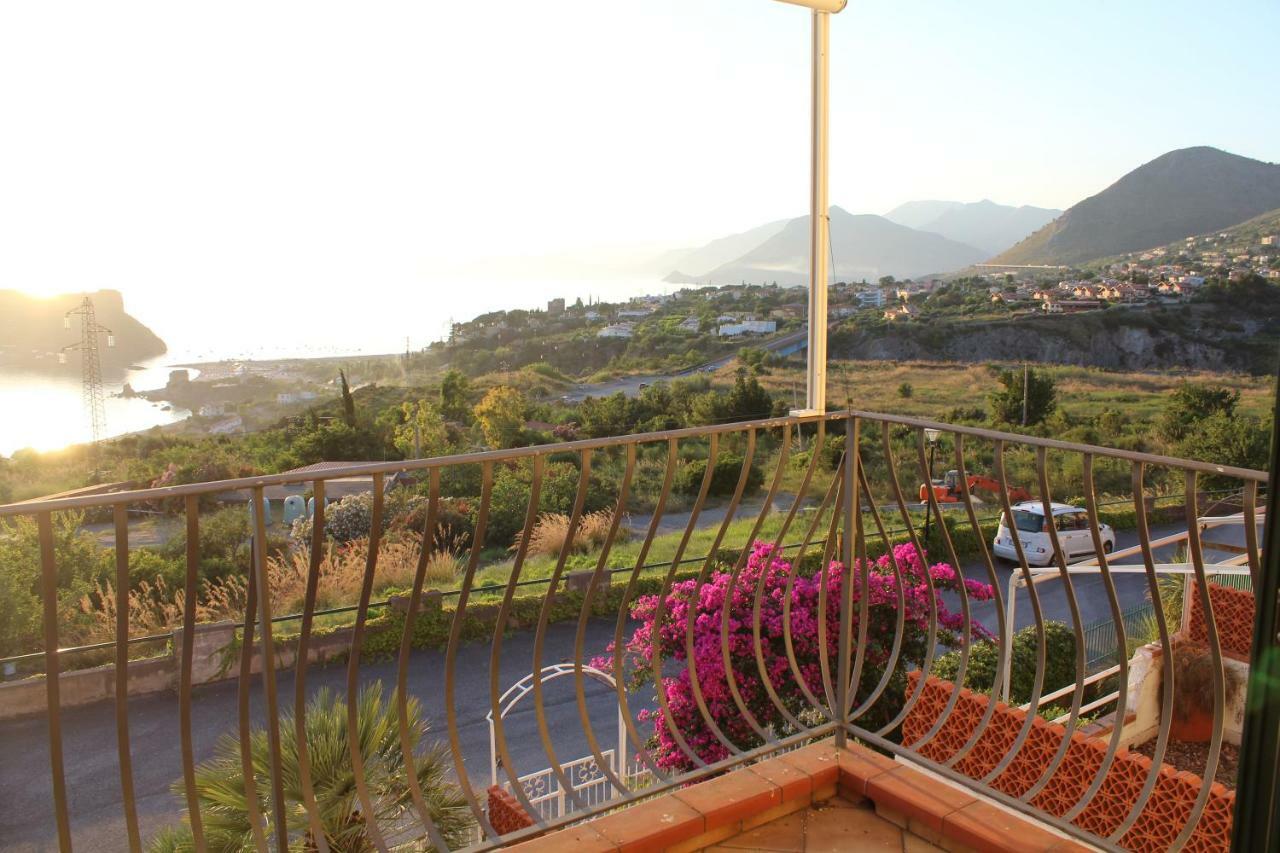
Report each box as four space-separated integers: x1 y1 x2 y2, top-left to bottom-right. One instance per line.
198 403 227 417
856 290 885 308
597 323 635 339
208 415 244 435
717 319 777 337
676 316 701 333
547 297 566 315
1262 235 1278 246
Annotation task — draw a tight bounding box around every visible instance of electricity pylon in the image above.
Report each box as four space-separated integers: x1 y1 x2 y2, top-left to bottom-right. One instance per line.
60 295 115 448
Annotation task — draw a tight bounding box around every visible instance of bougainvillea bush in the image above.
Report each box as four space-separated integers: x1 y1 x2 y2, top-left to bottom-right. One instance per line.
600 541 995 772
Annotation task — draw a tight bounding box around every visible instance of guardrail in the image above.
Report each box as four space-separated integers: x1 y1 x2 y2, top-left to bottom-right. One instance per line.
0 410 1266 852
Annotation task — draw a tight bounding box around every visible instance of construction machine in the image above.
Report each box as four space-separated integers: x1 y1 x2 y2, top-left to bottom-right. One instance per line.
919 469 1032 504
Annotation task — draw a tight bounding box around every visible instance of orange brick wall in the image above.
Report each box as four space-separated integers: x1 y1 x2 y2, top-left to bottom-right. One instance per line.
1186 581 1255 661
902 673 1234 853
487 785 536 835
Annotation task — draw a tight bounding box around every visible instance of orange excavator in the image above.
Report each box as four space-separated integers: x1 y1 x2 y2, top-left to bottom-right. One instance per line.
919 470 1033 504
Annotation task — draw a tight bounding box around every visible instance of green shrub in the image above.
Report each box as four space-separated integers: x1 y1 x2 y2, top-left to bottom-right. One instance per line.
932 621 1076 706
675 453 764 497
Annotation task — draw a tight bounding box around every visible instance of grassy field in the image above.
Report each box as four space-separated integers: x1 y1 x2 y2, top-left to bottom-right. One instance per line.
746 358 1274 423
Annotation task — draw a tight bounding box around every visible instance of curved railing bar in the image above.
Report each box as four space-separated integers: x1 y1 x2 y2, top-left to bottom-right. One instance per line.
1242 480 1261 588
250 487 290 851
235 532 270 853
1017 449 1089 803
1060 454 1132 823
291 480 330 853
611 438 678 782
848 461 907 723
939 434 1009 769
977 441 1049 787
648 433 720 770
718 424 791 743
902 428 976 753
752 422 820 733
874 423 941 736
444 463 501 840
110 505 142 853
178 497 208 852
814 461 847 723
572 445 637 798
838 419 863 730
394 471 452 850
343 476 392 853
530 450 596 815
681 428 761 757
779 430 840 721
37 512 73 853
1166 475 1227 852
1106 462 1176 844
484 456 548 828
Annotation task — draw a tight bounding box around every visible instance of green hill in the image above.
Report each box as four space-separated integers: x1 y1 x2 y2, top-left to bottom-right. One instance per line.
994 147 1280 266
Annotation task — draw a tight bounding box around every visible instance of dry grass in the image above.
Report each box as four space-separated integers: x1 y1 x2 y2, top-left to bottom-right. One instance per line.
511 509 629 557
755 358 1275 422
80 577 187 638
423 528 468 587
79 534 456 641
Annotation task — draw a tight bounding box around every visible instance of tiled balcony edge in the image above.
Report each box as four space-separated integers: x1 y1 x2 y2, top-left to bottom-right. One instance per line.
508 738 1096 852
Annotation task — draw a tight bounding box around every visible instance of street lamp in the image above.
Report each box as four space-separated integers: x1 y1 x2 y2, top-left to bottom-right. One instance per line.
922 428 941 542
775 0 847 416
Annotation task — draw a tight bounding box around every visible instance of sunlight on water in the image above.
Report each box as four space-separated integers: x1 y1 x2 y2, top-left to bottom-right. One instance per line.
0 367 191 455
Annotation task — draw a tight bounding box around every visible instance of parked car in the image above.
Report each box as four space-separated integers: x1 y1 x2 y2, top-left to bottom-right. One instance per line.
992 501 1115 567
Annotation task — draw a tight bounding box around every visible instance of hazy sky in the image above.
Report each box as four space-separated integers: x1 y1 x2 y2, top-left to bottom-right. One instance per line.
2 0 1278 309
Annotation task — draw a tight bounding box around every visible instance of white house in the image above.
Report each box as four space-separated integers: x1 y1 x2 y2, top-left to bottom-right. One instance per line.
717 319 777 337
597 323 636 339
856 290 886 308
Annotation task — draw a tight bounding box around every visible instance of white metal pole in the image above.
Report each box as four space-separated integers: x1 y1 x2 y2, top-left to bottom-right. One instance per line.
1002 574 1018 702
801 9 831 415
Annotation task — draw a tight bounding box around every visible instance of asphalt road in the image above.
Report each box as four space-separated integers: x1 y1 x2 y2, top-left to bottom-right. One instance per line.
0 518 1247 851
0 619 640 852
560 327 812 403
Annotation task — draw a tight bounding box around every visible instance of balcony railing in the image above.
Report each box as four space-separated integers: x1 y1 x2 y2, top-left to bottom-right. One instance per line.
0 410 1266 851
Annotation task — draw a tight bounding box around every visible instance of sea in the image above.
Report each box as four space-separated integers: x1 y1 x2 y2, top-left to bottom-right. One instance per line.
0 274 670 456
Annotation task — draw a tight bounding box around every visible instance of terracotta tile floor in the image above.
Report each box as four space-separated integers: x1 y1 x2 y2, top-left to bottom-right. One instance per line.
708 796 944 853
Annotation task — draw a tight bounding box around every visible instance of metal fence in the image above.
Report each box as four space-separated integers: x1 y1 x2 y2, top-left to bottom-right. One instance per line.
0 409 1266 852
1082 602 1158 673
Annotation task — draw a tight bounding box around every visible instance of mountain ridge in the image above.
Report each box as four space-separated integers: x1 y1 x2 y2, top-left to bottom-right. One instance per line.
666 206 988 286
993 146 1280 266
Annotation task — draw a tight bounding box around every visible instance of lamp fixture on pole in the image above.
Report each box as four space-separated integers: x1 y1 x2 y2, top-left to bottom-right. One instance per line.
776 0 847 416
922 428 941 542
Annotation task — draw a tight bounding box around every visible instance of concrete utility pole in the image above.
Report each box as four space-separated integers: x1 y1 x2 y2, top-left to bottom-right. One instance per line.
776 0 846 416
1022 362 1029 426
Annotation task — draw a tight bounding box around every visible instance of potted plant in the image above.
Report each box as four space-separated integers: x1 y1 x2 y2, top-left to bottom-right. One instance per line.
1167 640 1243 742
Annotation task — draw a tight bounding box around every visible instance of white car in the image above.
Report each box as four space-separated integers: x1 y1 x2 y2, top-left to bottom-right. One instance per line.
992 501 1115 567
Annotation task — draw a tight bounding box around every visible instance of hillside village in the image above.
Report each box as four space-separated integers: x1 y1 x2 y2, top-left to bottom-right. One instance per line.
981 211 1280 314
